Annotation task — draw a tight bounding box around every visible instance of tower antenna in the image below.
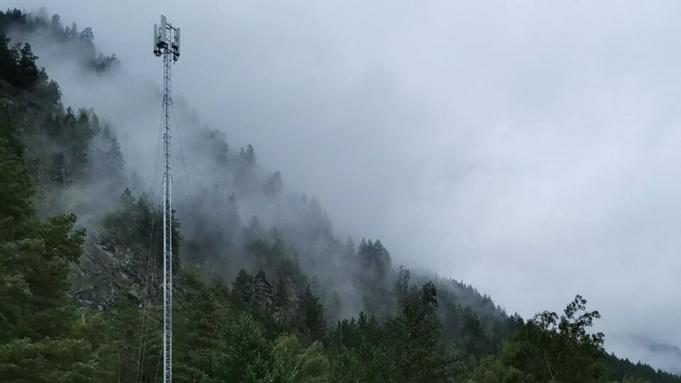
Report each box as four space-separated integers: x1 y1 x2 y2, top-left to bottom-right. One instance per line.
153 14 180 383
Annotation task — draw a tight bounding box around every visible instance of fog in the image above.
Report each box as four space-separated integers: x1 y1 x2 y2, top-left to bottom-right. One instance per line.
8 0 681 372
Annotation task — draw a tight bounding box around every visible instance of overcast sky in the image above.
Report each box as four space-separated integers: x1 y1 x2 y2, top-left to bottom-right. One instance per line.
10 0 681 372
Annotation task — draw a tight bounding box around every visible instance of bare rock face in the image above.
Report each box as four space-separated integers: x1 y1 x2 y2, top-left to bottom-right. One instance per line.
69 233 161 310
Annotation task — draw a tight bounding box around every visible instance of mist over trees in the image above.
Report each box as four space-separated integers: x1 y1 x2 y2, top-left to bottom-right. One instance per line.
0 8 679 382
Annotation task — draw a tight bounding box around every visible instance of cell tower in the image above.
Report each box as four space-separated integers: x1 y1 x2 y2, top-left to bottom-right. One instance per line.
153 15 180 383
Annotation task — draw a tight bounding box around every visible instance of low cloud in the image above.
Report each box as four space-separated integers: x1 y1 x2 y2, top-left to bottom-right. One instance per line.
12 0 681 372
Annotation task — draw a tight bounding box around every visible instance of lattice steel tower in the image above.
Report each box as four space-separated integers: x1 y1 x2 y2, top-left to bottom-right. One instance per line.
153 15 180 383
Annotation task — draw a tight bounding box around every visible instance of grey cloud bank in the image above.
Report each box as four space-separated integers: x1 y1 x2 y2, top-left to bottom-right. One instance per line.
9 0 681 372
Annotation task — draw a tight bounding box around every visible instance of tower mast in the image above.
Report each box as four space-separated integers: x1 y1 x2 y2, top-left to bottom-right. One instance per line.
153 15 180 383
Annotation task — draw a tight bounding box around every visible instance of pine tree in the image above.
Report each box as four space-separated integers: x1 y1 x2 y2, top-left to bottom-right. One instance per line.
386 282 454 383
298 285 326 342
0 139 33 240
0 154 110 381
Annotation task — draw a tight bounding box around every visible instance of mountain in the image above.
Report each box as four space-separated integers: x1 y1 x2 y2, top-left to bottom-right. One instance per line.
0 8 679 382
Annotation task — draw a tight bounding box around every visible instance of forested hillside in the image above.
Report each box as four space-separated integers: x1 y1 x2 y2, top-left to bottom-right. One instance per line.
0 8 679 382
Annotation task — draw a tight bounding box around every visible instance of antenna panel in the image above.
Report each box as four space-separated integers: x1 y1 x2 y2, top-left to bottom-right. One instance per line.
154 24 159 50
173 28 181 56
160 15 167 43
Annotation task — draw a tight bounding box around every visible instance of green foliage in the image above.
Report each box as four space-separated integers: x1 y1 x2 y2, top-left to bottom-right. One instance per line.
469 356 534 383
355 239 394 320
0 37 41 89
272 334 330 383
219 312 274 382
101 189 181 272
108 299 162 383
500 295 607 383
0 138 33 240
327 283 462 383
0 126 110 382
0 213 84 341
0 9 119 74
298 284 326 342
173 267 234 382
329 314 393 383
174 268 275 382
386 282 458 383
0 338 103 383
605 353 681 383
